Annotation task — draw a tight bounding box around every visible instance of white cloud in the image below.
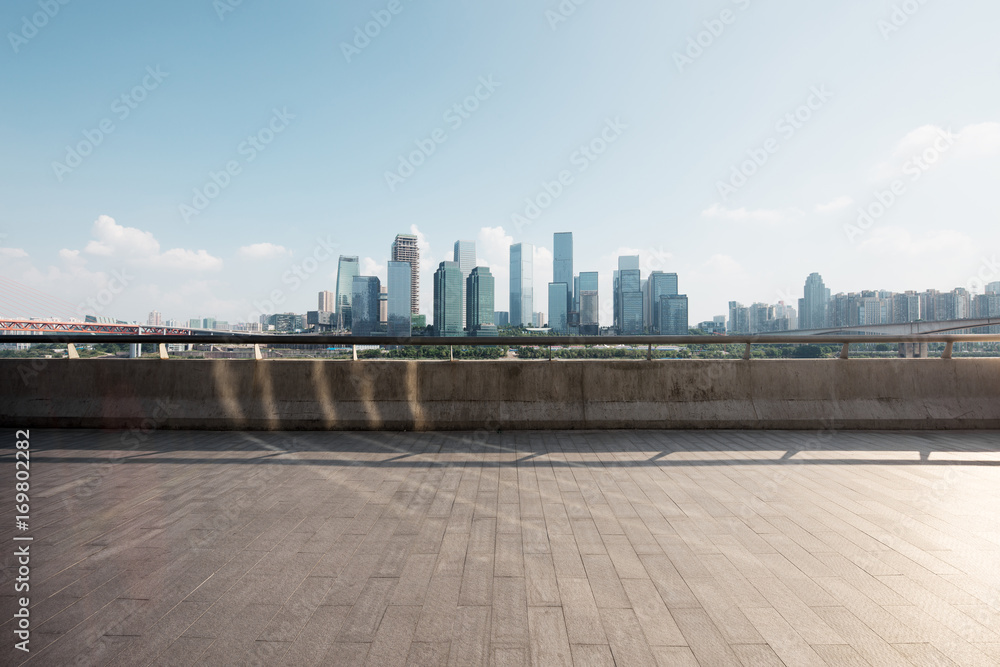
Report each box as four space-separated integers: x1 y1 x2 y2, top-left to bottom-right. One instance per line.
704 253 744 275
868 122 1000 182
238 242 290 260
84 214 160 257
0 247 28 259
701 203 802 224
147 248 224 272
952 121 1000 158
361 256 387 283
857 226 975 258
815 196 853 214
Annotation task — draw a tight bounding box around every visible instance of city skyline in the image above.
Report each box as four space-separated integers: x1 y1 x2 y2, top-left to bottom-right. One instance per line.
3 3 999 331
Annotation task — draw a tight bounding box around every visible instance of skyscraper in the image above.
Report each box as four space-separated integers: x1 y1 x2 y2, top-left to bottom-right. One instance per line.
391 234 420 315
454 240 476 329
387 261 412 337
616 256 642 334
318 290 335 312
553 232 573 315
648 272 679 334
659 295 689 335
510 243 533 327
798 272 831 330
335 256 360 329
467 266 497 336
548 282 569 333
580 290 599 335
351 276 380 335
147 310 161 326
433 260 463 336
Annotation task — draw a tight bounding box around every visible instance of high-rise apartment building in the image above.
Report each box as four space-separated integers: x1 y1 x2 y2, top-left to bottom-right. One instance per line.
548 282 569 333
798 272 830 330
454 240 476 329
510 243 533 327
579 290 599 335
351 276 381 336
466 266 496 336
433 261 463 336
318 290 336 312
387 261 412 337
147 310 161 326
391 234 420 315
335 256 360 329
616 256 642 334
553 232 573 316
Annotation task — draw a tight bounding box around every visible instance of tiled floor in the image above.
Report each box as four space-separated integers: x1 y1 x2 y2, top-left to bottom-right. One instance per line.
2 429 1000 666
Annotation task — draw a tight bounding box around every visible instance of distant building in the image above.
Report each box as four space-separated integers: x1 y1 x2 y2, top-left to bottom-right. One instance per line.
147 310 162 326
351 276 381 335
202 317 215 330
616 256 642 334
466 266 495 336
188 318 201 329
579 289 599 335
335 256 360 329
433 261 464 336
659 295 688 335
533 312 543 328
798 272 830 330
307 310 335 330
387 261 412 337
379 284 388 324
454 240 476 328
493 311 509 327
510 243 533 327
548 282 569 333
391 234 420 314
553 232 573 316
318 290 336 312
411 314 427 329
988 281 1000 295
648 272 679 334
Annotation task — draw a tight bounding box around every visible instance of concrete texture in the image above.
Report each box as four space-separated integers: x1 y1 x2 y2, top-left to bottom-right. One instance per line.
1 428 999 666
2 358 999 431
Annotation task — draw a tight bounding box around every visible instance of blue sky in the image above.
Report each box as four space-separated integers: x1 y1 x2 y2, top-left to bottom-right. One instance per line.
2 0 999 325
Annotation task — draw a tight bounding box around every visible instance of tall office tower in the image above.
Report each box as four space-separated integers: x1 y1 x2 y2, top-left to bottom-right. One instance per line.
728 301 749 334
573 276 580 313
798 272 831 330
548 282 569 333
147 310 161 326
466 266 496 336
648 272 679 334
580 290 599 334
318 290 336 312
391 234 420 314
351 276 381 336
378 285 388 324
553 232 573 315
659 295 689 335
509 243 533 327
987 281 1000 295
493 311 509 327
189 318 201 329
387 261 412 337
433 261 464 336
454 240 476 329
202 317 216 330
335 256 360 329
616 255 642 334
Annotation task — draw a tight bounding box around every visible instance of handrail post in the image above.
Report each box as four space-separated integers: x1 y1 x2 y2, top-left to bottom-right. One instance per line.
67 342 79 359
647 343 652 361
159 343 169 360
253 344 263 360
743 343 751 360
450 345 454 361
840 343 850 360
942 341 953 359
548 345 552 361
352 344 357 361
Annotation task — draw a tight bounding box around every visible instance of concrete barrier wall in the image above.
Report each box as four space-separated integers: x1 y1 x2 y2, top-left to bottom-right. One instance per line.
2 358 999 430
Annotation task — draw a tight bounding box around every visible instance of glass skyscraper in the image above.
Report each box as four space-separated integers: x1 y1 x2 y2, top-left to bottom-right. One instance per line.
799 272 831 330
335 255 360 329
660 294 689 335
649 272 679 334
548 282 569 333
351 275 380 336
387 261 412 337
466 266 496 336
617 256 642 334
454 240 476 329
433 260 464 336
553 232 573 315
509 243 533 327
